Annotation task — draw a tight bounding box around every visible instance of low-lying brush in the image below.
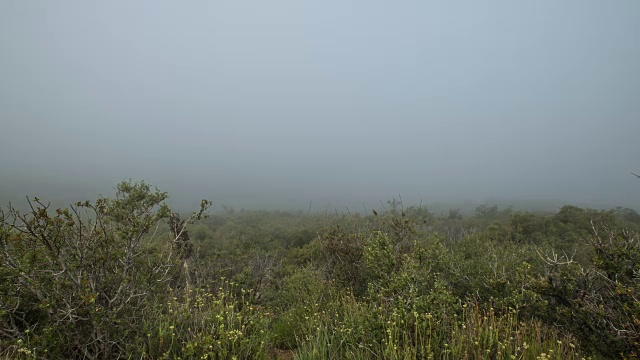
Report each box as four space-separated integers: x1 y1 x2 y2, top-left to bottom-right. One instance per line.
1 182 638 359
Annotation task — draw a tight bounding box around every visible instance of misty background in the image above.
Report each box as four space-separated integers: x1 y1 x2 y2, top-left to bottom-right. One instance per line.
1 1 638 213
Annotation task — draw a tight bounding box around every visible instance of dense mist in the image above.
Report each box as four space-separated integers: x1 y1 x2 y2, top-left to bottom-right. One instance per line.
1 1 639 211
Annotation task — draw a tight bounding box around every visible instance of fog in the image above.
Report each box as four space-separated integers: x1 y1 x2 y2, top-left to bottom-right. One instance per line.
1 1 639 212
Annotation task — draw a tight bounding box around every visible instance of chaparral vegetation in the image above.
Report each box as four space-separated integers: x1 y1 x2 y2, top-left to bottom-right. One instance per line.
1 180 638 359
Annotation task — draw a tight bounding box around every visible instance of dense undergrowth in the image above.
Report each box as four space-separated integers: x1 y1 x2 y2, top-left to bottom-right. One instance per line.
1 181 639 359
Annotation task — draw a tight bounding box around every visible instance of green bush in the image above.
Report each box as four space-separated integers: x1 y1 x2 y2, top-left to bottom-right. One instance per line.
0 181 209 359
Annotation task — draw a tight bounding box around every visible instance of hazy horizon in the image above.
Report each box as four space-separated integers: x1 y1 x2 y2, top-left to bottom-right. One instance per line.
1 1 639 212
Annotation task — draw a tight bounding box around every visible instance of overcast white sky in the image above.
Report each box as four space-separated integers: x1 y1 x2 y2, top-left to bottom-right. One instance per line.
1 1 639 210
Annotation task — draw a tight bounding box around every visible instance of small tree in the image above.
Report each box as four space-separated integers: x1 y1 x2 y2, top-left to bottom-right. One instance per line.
448 208 463 220
475 204 498 219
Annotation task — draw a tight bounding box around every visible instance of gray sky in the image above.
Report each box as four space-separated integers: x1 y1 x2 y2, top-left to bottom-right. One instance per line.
1 1 639 210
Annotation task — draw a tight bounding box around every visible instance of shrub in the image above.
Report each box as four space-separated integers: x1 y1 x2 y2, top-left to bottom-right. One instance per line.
0 181 209 359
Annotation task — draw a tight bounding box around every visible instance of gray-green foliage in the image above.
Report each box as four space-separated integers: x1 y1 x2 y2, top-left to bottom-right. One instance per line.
1 184 638 359
0 180 209 359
